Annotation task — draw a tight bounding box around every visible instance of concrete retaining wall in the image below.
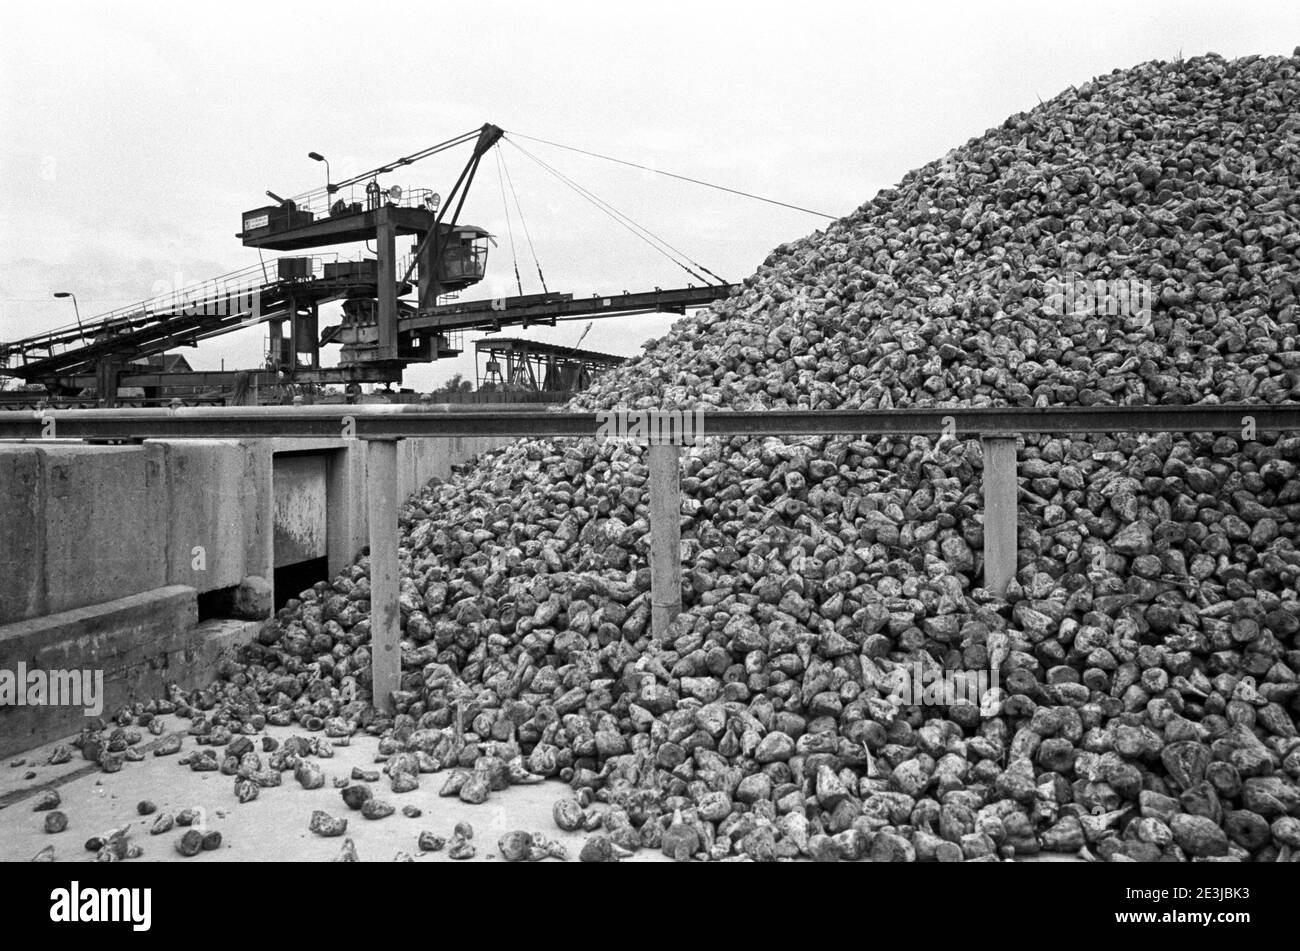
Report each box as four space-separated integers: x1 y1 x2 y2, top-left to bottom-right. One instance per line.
0 585 200 756
0 444 170 621
0 433 511 626
0 584 265 757
160 440 267 596
0 427 513 754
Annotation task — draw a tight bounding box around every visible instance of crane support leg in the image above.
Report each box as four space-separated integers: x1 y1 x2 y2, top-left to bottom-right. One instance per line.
376 210 397 363
268 318 284 371
294 301 320 369
96 360 119 408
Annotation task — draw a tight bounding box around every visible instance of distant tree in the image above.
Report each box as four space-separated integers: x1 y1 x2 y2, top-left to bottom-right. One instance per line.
430 373 474 396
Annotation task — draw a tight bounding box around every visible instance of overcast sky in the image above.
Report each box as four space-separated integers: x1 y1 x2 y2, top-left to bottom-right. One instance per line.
2 1 1297 391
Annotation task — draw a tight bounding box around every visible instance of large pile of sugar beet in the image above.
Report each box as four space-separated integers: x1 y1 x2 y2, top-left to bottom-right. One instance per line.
196 52 1299 861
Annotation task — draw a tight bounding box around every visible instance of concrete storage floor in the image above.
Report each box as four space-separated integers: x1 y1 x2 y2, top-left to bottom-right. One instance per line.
0 717 669 863
0 720 1079 863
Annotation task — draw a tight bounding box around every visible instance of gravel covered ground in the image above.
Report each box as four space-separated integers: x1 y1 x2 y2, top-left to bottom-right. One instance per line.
25 51 1300 862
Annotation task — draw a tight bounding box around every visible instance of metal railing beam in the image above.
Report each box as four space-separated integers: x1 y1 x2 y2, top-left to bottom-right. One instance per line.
0 404 1294 441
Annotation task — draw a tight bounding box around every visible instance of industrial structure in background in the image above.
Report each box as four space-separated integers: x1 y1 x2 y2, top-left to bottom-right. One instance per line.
475 336 625 400
0 123 732 407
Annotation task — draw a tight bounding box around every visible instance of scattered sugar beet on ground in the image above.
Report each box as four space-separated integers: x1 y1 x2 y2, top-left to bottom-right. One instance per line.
41 51 1300 862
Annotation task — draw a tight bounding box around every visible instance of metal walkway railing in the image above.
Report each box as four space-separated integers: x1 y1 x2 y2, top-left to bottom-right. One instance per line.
0 253 371 377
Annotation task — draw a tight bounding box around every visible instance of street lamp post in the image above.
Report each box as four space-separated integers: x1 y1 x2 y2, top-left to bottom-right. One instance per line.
308 152 335 198
53 291 83 337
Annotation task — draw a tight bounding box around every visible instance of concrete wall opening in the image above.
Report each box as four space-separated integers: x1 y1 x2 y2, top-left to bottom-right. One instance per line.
272 451 332 610
273 556 330 610
197 583 240 621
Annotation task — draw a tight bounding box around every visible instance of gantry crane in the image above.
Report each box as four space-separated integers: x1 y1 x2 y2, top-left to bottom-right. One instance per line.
1 123 735 404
